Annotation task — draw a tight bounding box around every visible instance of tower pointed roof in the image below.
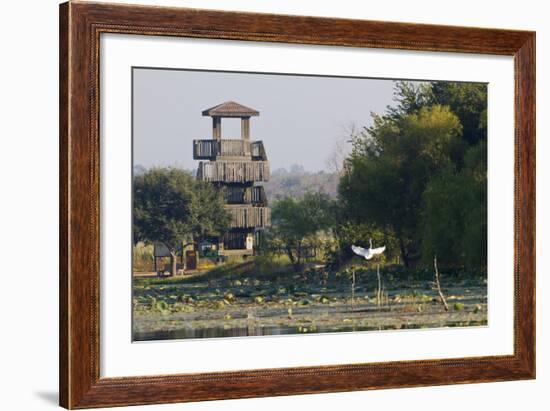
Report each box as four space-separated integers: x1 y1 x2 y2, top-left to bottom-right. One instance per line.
202 101 259 117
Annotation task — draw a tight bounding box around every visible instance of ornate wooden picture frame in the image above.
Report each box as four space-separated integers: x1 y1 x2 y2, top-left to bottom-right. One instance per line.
59 1 535 408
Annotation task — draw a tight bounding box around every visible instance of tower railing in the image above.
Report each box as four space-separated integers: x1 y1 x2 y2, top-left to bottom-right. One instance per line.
193 139 267 160
197 161 270 182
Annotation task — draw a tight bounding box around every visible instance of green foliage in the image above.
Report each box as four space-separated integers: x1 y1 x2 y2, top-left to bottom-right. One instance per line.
328 222 399 267
386 81 434 119
421 168 465 264
421 141 487 267
272 192 335 240
430 82 488 146
338 80 487 269
460 141 488 267
133 167 230 252
270 192 335 270
133 241 155 272
385 80 487 147
340 105 462 266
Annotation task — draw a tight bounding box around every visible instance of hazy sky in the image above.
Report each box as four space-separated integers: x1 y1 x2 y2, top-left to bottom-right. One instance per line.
133 68 398 172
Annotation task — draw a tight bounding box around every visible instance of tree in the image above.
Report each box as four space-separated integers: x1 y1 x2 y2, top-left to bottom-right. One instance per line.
133 168 230 275
270 192 335 271
430 82 487 146
338 80 488 269
460 141 487 267
420 166 466 265
421 140 487 268
339 105 462 267
385 81 434 120
386 81 487 148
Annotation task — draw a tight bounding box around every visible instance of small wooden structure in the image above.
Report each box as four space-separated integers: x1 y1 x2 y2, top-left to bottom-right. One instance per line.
194 101 270 256
185 250 197 270
153 242 196 273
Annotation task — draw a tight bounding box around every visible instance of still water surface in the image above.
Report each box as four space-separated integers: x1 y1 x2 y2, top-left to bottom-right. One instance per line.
134 320 484 341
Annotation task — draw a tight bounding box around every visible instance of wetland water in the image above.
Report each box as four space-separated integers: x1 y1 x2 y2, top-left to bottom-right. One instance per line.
134 319 486 341
133 290 488 341
132 266 488 341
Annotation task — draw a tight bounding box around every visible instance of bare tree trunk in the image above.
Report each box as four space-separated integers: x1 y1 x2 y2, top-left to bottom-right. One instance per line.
293 241 305 275
285 245 295 265
398 237 412 268
169 251 177 277
377 264 382 309
351 268 356 312
433 256 449 312
296 241 302 268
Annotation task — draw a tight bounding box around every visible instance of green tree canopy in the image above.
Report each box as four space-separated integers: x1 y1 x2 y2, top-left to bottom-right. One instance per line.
339 105 463 266
270 192 335 270
338 80 488 269
430 82 488 146
422 141 487 267
133 167 230 274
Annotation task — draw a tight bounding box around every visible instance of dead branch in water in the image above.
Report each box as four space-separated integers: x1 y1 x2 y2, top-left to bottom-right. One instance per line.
433 256 449 312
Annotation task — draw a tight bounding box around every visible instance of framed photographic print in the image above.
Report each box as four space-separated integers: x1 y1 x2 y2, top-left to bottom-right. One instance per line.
59 1 535 408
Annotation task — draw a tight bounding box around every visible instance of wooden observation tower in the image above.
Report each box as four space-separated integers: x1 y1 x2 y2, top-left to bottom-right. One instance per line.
194 101 270 256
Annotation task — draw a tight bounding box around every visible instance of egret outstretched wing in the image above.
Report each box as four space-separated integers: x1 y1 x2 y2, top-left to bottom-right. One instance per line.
351 245 368 257
370 246 386 255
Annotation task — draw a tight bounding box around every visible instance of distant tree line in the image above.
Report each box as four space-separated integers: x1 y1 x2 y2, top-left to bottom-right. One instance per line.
264 165 340 200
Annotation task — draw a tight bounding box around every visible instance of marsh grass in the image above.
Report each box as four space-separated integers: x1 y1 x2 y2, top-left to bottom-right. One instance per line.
133 242 155 272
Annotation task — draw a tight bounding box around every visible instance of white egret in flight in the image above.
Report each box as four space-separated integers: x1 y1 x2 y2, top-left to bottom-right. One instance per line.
351 239 386 260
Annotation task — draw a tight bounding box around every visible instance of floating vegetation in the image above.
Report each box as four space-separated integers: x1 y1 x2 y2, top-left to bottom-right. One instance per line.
133 264 487 341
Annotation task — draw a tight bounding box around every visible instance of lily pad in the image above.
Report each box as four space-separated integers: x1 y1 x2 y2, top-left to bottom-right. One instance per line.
254 296 264 304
